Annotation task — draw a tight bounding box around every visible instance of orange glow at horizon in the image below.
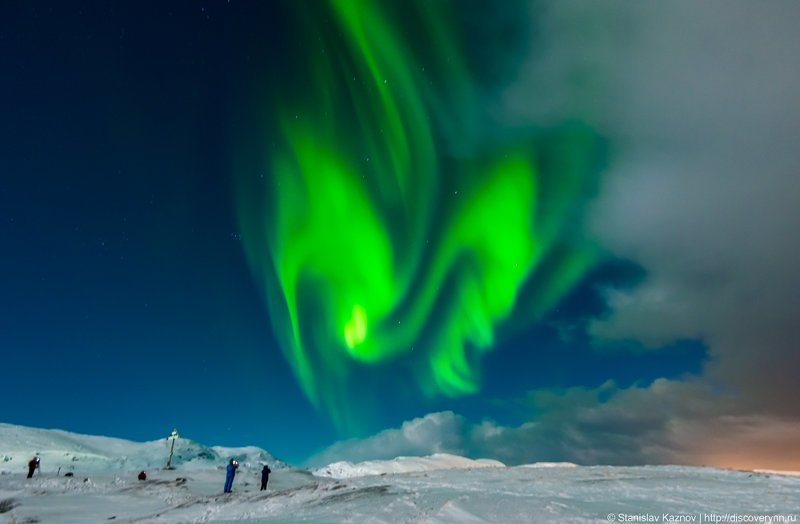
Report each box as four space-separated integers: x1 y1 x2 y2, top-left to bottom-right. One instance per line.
676 416 800 473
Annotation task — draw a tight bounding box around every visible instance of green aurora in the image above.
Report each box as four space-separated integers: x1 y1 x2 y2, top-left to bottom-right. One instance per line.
236 0 602 433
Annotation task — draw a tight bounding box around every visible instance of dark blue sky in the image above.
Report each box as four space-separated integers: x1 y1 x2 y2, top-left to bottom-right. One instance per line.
0 1 706 465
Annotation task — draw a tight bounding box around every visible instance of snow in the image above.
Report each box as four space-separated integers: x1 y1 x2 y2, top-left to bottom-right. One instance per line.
517 462 579 469
0 423 286 474
754 469 800 477
2 423 799 523
312 453 505 479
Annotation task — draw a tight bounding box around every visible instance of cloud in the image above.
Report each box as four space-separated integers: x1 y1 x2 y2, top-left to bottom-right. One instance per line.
579 1 800 413
310 383 800 471
305 411 467 468
504 0 800 441
471 380 800 470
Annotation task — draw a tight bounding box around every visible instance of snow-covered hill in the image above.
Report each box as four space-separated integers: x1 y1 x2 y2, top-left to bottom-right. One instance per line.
312 453 505 479
1 423 799 523
0 423 285 474
517 461 578 468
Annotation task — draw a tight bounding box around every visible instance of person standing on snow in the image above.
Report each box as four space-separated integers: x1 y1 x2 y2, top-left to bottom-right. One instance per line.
260 464 271 491
223 459 238 493
27 457 40 478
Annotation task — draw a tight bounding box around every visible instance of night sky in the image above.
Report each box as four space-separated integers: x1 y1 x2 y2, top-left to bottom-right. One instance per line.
3 1 799 470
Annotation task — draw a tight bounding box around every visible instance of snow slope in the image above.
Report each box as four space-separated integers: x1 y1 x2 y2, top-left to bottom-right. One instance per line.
2 462 798 523
0 423 285 474
1 423 799 523
312 453 505 479
517 462 579 468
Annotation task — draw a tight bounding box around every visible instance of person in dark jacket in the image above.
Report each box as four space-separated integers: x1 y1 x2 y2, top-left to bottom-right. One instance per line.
260 464 271 491
27 457 40 478
138 471 147 481
223 459 238 493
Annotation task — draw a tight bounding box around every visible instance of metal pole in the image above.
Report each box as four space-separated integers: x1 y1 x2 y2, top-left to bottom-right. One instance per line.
166 429 179 469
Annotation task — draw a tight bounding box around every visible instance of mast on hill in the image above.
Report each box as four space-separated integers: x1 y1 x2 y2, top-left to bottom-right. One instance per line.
166 428 179 470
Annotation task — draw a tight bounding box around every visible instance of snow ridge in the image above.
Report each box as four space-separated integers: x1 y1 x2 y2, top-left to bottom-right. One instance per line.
0 423 284 474
312 452 505 479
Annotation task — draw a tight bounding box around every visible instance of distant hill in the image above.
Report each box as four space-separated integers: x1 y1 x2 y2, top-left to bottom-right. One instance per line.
0 423 286 474
312 452 505 479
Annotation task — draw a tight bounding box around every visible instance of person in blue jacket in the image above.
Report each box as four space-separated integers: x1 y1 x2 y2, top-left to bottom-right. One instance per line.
223 459 238 493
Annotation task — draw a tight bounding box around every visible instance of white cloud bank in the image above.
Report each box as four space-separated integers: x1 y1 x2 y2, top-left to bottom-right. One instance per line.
309 384 800 471
307 411 467 468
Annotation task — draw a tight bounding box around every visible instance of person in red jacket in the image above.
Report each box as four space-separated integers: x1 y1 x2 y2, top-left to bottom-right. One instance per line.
27 457 40 478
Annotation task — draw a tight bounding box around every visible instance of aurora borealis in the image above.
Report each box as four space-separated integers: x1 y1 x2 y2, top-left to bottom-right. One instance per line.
5 0 799 470
236 0 600 432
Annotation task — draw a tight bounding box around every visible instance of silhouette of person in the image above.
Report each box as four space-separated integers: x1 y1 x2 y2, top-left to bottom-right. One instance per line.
260 464 271 491
223 459 238 493
138 471 147 481
27 457 40 478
